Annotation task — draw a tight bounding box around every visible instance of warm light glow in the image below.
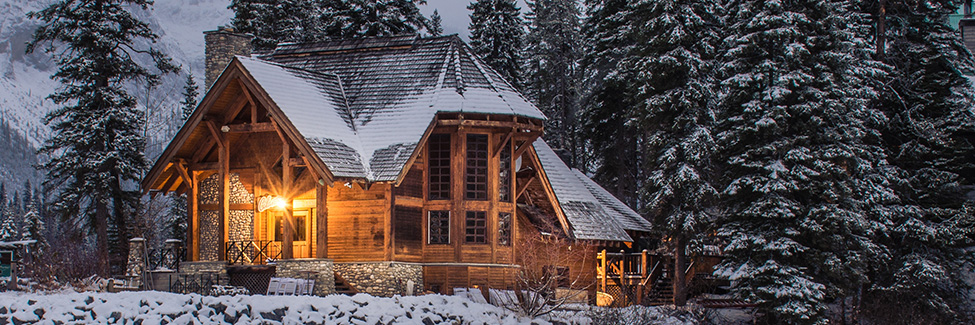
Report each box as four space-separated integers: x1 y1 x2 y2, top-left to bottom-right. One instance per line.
257 195 289 212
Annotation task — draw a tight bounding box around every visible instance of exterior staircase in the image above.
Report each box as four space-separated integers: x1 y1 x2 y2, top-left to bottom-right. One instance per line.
648 276 674 306
333 272 358 295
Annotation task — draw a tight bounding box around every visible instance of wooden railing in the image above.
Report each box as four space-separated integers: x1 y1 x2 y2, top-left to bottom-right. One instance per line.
597 250 723 306
225 241 281 265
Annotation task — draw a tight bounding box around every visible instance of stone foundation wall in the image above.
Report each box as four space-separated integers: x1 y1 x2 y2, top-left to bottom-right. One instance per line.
180 261 229 286
334 262 423 297
273 259 335 296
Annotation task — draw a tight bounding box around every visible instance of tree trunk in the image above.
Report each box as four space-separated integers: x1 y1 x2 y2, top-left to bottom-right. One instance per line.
877 0 887 61
674 234 688 306
95 196 110 276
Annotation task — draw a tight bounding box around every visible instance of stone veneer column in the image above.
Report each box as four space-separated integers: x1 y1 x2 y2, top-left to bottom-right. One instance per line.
204 27 253 89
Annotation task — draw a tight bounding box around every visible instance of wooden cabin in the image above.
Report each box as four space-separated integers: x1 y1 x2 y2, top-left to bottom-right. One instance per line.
142 31 653 300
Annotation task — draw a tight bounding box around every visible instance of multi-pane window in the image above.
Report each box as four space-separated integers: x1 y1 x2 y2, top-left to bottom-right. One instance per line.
428 211 450 244
465 134 489 200
465 211 487 243
428 134 451 200
273 210 307 241
498 141 511 202
395 206 422 253
498 212 511 246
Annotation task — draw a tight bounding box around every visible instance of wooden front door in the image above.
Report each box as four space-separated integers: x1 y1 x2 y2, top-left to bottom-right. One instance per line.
268 209 312 258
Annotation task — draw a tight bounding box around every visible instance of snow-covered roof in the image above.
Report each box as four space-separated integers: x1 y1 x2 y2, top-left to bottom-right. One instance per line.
242 35 544 181
533 139 651 242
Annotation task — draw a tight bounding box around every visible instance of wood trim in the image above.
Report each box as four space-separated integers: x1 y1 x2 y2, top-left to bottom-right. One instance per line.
219 135 230 261
493 130 514 159
282 140 294 259
200 203 254 210
524 146 575 239
315 184 328 258
190 171 199 261
394 118 438 186
173 161 193 188
224 122 275 133
437 119 543 132
205 120 226 149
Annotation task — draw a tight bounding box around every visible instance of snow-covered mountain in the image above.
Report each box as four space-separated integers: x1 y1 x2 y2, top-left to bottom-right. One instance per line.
0 0 233 188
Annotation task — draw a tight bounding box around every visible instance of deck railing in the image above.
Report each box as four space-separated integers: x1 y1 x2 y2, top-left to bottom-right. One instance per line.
225 241 281 265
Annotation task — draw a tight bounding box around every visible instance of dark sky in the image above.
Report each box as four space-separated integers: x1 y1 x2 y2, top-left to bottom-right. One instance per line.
421 0 530 40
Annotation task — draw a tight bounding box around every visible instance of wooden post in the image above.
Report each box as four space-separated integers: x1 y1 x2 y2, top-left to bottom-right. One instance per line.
315 183 328 258
282 143 294 259
187 170 198 261
600 249 607 293
218 137 230 261
638 249 648 305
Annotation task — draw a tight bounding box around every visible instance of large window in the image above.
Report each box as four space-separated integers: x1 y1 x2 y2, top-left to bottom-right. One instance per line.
465 211 487 244
395 206 422 253
498 212 511 246
465 134 489 200
499 140 511 202
428 134 451 200
428 211 450 244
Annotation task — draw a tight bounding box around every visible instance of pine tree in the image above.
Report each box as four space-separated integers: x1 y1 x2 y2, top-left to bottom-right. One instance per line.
579 0 643 208
524 0 583 167
468 0 526 89
232 0 428 51
27 0 178 275
21 208 48 259
0 215 17 242
428 9 443 36
622 0 723 306
180 74 199 120
856 0 975 322
714 0 895 322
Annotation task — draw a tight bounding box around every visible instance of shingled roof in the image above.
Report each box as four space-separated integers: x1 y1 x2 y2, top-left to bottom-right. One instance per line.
240 35 543 181
211 34 651 242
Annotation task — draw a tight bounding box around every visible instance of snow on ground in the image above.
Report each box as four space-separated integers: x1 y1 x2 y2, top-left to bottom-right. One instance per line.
0 291 698 324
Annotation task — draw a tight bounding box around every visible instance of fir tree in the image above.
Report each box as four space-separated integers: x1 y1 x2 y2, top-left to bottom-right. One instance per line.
180 74 199 120
468 0 526 89
714 0 894 322
579 0 643 208
524 0 583 167
0 215 17 242
856 0 975 322
428 9 443 36
27 0 178 275
21 208 48 259
622 0 722 306
231 0 428 51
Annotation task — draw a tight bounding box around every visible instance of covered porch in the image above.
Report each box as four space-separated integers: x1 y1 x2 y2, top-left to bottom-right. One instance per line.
141 63 333 264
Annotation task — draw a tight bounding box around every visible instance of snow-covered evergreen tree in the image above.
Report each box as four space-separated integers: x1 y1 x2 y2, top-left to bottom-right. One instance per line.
579 0 643 208
0 214 18 242
427 9 443 36
21 208 48 258
468 0 526 89
714 0 895 322
232 0 427 51
524 0 583 167
855 0 975 322
168 74 197 242
621 0 723 306
27 0 178 275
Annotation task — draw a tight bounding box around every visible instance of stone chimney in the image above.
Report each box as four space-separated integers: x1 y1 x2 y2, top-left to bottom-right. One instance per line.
204 26 253 89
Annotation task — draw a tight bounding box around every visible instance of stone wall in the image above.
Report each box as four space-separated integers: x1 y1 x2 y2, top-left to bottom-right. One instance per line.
180 261 230 286
229 173 254 242
334 262 423 297
198 173 253 261
273 259 335 296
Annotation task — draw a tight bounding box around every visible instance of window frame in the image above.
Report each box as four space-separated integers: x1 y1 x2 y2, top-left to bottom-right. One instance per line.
428 210 451 245
428 133 452 200
465 133 489 200
465 211 487 244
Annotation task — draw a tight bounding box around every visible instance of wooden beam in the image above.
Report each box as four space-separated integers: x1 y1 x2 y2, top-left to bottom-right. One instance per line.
437 119 543 132
191 161 221 171
288 157 306 167
189 171 199 261
200 203 255 210
224 122 275 133
222 92 249 125
160 171 179 196
205 120 226 149
191 139 216 164
513 139 534 159
173 161 193 188
516 177 536 200
315 184 328 258
235 78 258 124
493 129 514 159
281 140 294 259
218 133 230 261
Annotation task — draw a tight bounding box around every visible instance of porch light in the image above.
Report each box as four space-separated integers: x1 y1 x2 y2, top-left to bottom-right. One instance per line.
257 195 288 212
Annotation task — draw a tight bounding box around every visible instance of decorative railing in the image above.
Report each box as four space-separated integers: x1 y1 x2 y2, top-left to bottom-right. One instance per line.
225 241 281 265
147 240 186 271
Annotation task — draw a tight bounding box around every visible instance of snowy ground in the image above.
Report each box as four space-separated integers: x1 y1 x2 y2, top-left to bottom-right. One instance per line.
0 291 699 324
